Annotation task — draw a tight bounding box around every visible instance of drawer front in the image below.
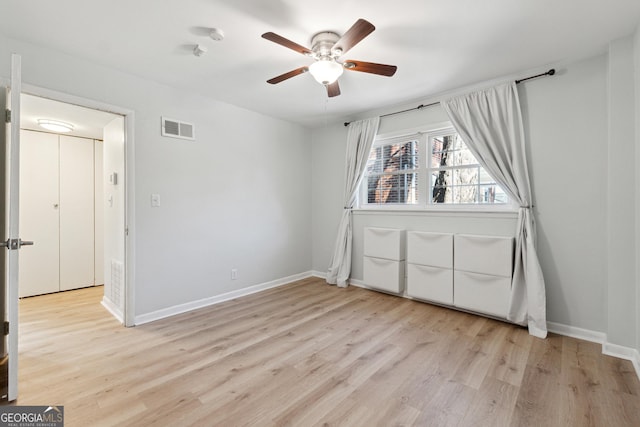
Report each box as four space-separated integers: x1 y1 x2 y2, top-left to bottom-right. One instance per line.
454 271 511 318
364 227 405 261
407 231 453 268
363 256 404 293
454 234 514 277
407 263 453 305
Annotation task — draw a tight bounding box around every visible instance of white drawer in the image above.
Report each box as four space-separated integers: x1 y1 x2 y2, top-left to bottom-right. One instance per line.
363 256 404 294
364 227 405 261
453 271 511 318
407 231 453 268
454 234 514 277
407 263 453 305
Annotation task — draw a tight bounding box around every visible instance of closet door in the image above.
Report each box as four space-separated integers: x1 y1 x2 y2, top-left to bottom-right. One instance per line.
18 131 60 297
59 135 95 291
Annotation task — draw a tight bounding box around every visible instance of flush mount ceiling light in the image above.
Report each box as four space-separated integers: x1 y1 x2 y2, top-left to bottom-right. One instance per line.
37 119 74 133
308 58 344 85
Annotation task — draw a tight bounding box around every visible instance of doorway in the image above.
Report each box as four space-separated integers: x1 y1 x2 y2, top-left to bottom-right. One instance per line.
18 92 132 324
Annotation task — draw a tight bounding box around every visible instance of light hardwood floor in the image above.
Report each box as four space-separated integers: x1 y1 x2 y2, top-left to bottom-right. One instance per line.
13 277 640 426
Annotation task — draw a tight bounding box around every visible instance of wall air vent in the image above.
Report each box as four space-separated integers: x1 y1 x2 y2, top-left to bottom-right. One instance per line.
161 117 195 141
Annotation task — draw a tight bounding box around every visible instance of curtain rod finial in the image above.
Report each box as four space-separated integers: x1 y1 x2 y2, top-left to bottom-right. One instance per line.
548 69 556 76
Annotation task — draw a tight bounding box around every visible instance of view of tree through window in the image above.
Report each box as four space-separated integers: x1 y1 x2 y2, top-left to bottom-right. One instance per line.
361 129 509 208
430 133 506 204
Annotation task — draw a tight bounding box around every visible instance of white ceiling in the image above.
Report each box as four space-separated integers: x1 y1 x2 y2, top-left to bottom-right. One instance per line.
21 94 120 140
4 0 640 128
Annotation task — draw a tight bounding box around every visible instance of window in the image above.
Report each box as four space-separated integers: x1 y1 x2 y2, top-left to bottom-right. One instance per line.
365 137 419 205
359 127 510 209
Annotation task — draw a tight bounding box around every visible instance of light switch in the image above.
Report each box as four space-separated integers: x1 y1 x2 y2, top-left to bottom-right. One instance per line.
151 194 161 207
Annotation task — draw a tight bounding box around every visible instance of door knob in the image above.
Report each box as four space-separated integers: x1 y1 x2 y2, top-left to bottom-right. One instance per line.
2 239 34 250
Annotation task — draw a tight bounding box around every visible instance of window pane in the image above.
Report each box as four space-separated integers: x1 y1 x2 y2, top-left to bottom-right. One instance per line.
367 140 418 175
452 185 479 203
479 184 509 203
431 133 476 167
431 169 452 203
367 173 418 204
431 167 509 205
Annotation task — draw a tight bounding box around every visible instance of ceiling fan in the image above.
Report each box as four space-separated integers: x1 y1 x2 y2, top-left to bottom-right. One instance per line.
262 19 397 97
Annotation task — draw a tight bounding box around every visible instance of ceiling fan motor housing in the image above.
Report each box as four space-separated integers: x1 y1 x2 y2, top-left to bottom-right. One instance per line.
310 32 341 59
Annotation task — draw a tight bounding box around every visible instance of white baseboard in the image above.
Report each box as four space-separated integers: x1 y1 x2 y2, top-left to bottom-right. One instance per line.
542 322 640 380
134 271 313 326
603 343 640 378
546 321 607 344
310 270 327 279
101 297 124 324
632 350 640 379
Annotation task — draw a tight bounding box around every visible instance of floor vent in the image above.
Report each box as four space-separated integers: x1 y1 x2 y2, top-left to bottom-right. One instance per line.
161 117 195 140
111 259 124 310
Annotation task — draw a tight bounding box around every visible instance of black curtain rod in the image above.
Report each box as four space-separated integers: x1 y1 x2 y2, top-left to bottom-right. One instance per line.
344 69 555 126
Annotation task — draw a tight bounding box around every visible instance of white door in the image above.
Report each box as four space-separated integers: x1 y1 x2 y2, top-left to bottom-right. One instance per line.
3 54 30 401
19 130 60 297
59 135 95 291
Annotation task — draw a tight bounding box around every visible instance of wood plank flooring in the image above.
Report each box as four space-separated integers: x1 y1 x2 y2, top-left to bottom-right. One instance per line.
12 277 640 426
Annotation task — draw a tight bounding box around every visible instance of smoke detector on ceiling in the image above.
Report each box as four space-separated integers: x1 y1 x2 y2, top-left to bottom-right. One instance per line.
193 44 207 57
209 28 225 41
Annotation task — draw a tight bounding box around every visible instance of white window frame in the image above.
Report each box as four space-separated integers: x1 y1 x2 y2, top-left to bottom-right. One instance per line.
356 124 517 212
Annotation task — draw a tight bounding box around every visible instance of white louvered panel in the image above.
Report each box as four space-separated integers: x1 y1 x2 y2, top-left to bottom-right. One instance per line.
161 116 195 140
111 259 124 310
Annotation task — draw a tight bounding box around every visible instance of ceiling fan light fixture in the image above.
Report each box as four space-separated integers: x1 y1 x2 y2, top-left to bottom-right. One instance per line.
37 119 74 133
309 59 344 85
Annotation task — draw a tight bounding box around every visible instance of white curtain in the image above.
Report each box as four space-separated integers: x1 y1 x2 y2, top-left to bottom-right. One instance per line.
326 117 380 287
442 82 547 338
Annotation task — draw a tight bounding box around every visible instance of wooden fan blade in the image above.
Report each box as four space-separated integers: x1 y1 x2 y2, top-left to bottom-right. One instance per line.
326 81 341 97
333 19 375 55
343 60 397 76
267 66 309 84
262 32 313 56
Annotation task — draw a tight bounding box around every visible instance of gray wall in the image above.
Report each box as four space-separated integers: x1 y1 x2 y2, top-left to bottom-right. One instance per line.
312 48 639 349
102 117 126 313
607 37 636 348
0 34 312 318
520 55 609 333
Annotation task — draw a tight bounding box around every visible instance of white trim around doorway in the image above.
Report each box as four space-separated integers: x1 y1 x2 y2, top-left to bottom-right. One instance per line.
20 83 136 327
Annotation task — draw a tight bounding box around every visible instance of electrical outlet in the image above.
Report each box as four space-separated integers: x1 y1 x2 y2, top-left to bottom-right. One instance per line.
231 269 238 280
151 193 161 207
